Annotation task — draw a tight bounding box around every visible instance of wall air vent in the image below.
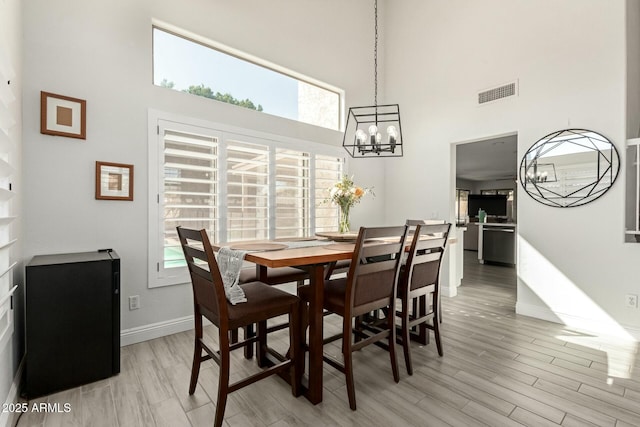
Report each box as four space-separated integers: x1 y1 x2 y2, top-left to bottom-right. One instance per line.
478 81 518 105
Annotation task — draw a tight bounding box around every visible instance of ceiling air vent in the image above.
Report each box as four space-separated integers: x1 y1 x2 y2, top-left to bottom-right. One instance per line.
478 81 517 105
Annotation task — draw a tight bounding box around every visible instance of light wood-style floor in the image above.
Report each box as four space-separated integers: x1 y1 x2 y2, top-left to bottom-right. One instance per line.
17 254 640 426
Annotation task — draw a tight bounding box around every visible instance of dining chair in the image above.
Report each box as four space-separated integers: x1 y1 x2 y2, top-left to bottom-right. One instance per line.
305 225 408 410
236 265 309 358
324 259 351 280
397 220 451 375
239 266 309 286
176 227 301 427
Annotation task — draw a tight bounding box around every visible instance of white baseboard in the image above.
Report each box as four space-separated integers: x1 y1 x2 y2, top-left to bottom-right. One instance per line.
441 285 457 298
516 302 640 340
120 315 195 346
0 358 24 427
515 302 563 323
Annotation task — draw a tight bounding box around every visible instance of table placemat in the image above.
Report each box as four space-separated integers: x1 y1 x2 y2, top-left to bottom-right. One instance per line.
322 243 356 251
279 240 333 249
229 243 288 252
315 231 359 242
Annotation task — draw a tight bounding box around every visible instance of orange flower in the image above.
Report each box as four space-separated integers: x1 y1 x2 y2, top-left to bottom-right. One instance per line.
354 187 364 198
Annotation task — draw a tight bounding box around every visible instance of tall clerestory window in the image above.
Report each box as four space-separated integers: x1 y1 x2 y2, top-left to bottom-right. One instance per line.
153 27 342 130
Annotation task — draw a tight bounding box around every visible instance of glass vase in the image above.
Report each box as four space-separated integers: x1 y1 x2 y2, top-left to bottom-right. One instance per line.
338 204 350 233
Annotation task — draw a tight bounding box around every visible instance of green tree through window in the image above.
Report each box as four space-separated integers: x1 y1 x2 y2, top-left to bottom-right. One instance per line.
161 80 263 112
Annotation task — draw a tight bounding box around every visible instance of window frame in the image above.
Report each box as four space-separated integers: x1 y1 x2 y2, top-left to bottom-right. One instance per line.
455 189 470 224
148 109 346 288
480 188 516 220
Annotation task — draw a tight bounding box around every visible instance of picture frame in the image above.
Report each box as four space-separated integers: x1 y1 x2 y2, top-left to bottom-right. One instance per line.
40 91 86 139
95 161 134 201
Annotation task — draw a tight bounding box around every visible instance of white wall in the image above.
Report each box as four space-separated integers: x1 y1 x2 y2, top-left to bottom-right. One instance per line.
456 178 474 191
22 0 382 334
384 0 640 337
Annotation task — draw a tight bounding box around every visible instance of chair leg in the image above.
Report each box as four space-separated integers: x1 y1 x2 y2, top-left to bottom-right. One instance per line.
243 324 255 359
354 315 363 344
214 330 231 427
388 305 400 383
256 320 268 367
189 314 203 394
343 317 357 411
411 298 418 334
400 299 413 376
433 315 443 357
289 305 302 397
433 294 443 357
418 295 429 345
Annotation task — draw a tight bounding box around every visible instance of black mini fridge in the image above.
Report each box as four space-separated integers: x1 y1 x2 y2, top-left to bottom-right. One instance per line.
25 250 120 398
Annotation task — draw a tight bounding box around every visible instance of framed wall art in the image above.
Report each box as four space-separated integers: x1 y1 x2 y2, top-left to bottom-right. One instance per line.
40 91 86 139
95 161 133 201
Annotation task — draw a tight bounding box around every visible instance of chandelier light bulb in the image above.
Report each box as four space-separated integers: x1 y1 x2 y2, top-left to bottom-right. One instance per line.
387 126 397 137
355 129 367 145
367 125 378 146
387 126 397 148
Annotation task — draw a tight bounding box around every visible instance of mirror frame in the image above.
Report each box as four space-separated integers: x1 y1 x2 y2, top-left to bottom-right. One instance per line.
519 129 620 208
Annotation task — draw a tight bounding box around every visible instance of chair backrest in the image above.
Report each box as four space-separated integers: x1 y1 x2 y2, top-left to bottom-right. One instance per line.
345 225 409 317
176 227 228 325
404 220 451 292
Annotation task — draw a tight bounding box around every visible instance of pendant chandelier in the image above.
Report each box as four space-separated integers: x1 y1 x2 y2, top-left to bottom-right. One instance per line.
342 0 403 158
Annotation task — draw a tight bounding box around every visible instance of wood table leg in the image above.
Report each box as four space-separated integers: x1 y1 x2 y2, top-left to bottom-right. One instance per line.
304 264 325 404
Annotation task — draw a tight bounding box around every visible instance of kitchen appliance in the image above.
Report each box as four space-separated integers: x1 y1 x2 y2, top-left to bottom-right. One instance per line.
25 250 120 397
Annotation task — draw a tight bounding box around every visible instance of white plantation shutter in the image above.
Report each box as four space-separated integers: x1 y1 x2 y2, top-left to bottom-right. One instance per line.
315 154 344 232
0 44 17 350
275 149 310 239
161 127 219 270
226 137 269 241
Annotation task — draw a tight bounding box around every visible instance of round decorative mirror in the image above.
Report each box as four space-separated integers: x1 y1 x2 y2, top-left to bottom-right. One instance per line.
519 129 620 207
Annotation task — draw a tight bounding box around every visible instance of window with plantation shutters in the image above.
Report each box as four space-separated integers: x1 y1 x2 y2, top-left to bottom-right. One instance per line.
162 128 219 271
275 149 310 239
149 114 346 288
226 137 269 241
315 154 343 232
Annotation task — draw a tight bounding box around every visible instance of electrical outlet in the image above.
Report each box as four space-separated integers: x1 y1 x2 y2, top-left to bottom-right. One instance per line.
129 295 140 310
625 294 638 308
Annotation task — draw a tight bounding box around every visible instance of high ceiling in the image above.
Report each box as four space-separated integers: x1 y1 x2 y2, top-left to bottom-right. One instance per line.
456 135 518 182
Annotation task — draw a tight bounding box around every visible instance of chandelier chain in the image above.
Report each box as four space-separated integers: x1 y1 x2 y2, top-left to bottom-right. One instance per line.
374 0 378 106
341 0 403 158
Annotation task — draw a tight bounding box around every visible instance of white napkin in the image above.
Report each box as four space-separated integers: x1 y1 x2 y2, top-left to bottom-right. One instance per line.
216 247 248 305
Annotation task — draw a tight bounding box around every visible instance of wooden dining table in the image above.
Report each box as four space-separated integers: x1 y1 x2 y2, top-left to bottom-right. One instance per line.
211 239 355 405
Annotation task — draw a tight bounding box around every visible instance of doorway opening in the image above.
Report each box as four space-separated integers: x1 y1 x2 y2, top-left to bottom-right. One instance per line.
454 134 518 297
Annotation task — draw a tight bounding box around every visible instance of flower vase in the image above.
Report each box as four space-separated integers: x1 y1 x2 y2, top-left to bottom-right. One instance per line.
338 204 350 233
